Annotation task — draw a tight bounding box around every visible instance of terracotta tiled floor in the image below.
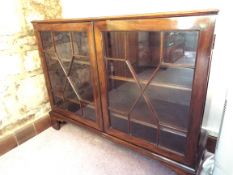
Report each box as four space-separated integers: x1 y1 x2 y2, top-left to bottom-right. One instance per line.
0 123 177 175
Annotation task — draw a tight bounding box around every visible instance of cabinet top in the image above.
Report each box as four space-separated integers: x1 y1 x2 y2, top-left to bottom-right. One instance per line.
32 9 218 24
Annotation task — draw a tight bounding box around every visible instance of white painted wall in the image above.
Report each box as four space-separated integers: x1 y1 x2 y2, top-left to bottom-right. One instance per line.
60 0 232 136
213 81 233 175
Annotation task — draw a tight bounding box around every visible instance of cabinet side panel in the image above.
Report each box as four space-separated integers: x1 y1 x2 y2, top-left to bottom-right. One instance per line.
185 15 216 166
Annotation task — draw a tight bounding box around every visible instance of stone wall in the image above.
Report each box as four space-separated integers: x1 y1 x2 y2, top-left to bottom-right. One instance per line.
0 0 62 137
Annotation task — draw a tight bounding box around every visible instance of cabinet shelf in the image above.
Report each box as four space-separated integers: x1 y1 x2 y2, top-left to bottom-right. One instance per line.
105 56 195 69
161 62 194 69
109 75 191 91
108 65 193 91
73 54 89 59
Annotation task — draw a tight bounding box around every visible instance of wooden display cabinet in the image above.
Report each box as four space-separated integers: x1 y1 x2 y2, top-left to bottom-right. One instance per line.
32 10 218 175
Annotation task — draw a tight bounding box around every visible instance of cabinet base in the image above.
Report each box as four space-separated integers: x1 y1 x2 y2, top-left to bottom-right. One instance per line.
51 119 61 130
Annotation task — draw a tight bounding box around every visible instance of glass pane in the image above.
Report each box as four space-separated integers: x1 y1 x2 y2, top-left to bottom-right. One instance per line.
54 32 72 73
109 111 128 133
163 31 198 66
131 122 157 144
53 95 82 115
106 60 133 78
130 97 157 143
107 79 140 113
66 101 81 114
159 129 186 154
136 32 160 83
64 81 78 101
73 32 89 58
41 32 53 51
57 81 96 121
103 31 160 84
145 85 191 130
130 97 157 126
103 31 198 75
149 67 194 88
63 82 82 115
53 96 63 106
69 59 94 103
62 101 82 114
82 103 96 121
145 67 193 131
44 53 66 93
103 31 138 59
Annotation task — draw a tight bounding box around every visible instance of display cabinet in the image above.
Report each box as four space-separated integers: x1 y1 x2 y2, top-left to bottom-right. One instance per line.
32 10 218 175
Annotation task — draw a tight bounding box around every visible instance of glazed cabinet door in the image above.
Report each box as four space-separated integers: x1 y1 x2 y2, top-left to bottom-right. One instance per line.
94 16 216 165
33 22 102 130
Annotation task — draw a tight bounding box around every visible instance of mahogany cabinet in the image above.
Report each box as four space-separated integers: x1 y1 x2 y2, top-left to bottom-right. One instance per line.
32 10 218 175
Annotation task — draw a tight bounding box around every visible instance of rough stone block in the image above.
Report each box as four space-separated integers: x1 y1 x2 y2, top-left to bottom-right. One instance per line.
24 50 41 71
0 0 21 35
0 105 8 126
0 54 23 76
25 13 45 30
1 95 22 123
34 102 51 119
0 36 11 51
17 74 48 110
15 36 36 48
0 0 62 136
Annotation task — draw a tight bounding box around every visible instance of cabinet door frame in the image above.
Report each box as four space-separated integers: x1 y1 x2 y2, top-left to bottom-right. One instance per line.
33 22 103 131
94 15 216 166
